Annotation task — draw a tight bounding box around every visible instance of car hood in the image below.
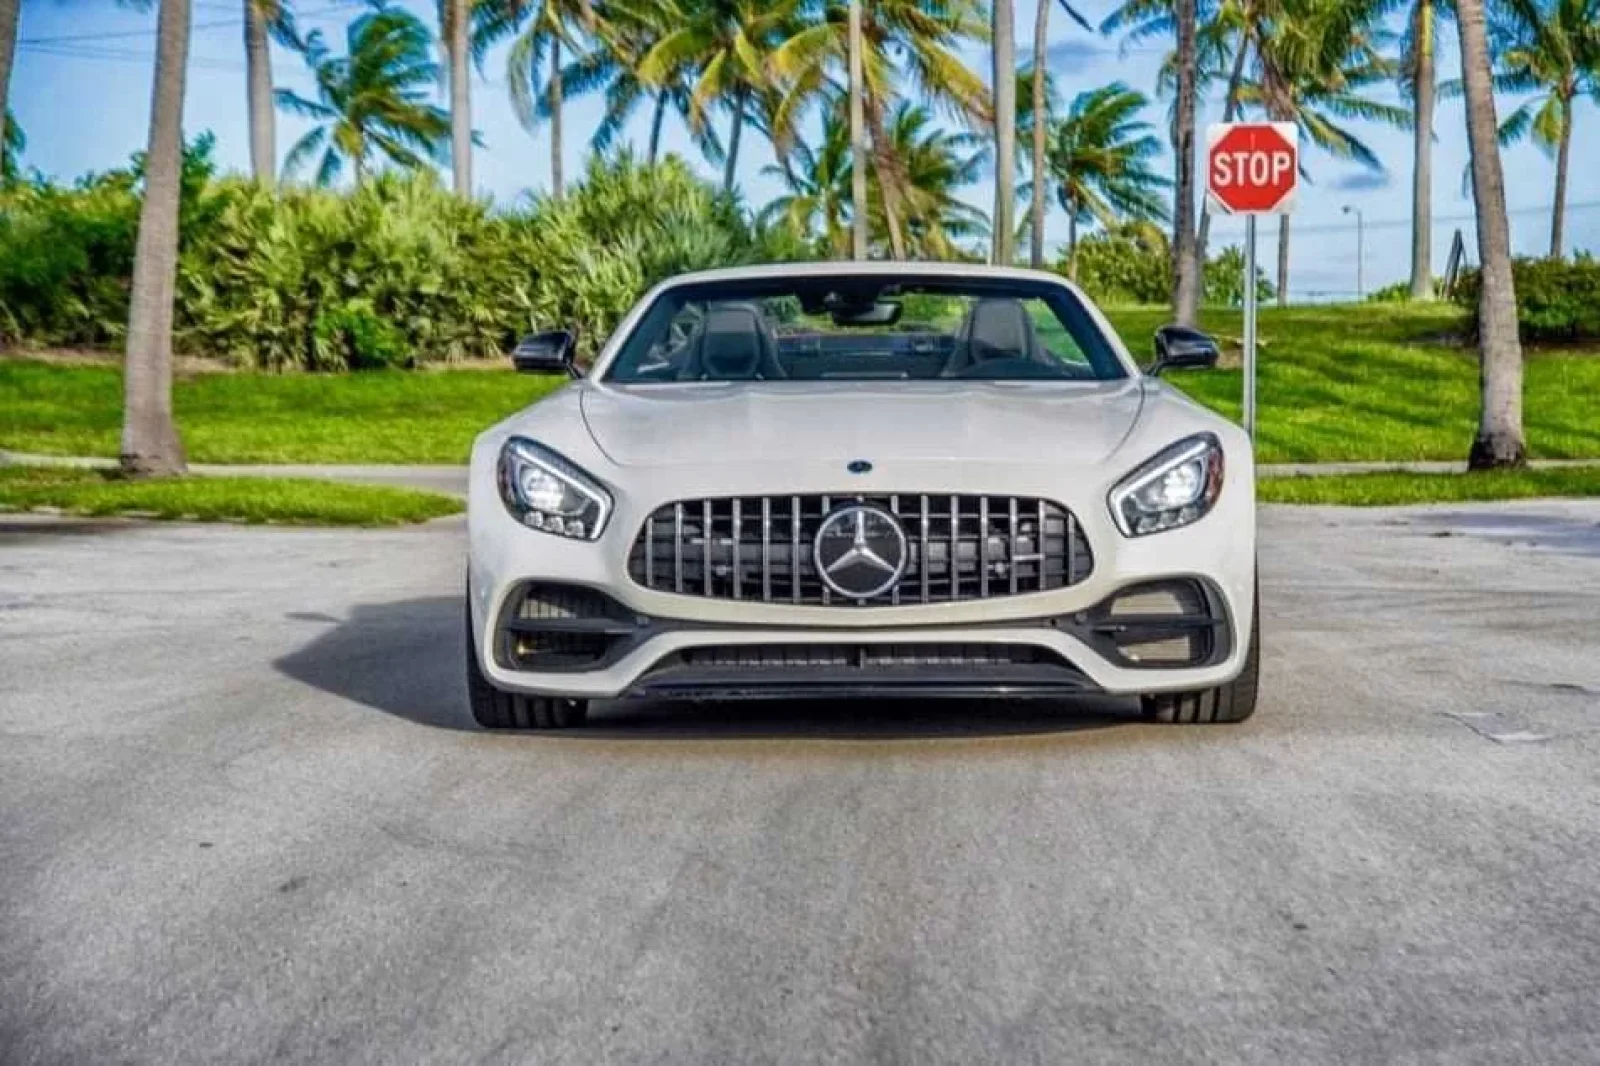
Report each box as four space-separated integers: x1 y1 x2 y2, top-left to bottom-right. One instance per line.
579 380 1145 469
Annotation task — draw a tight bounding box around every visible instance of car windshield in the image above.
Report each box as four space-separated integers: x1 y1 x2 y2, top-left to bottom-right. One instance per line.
603 275 1128 383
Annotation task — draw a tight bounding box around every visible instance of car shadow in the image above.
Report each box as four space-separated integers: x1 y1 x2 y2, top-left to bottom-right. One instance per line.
273 595 1138 740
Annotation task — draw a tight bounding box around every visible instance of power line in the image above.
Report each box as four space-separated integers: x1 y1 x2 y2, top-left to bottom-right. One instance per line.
17 43 246 72
17 2 363 46
21 18 258 45
1216 199 1600 237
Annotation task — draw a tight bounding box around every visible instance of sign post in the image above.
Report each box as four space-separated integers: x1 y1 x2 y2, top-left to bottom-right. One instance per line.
1205 121 1297 440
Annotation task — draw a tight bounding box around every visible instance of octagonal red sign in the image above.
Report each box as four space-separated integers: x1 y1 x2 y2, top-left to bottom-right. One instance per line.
1206 122 1298 215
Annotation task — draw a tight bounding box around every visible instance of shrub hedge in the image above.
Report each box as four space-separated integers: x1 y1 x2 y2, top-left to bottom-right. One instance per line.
1454 255 1600 343
0 145 806 370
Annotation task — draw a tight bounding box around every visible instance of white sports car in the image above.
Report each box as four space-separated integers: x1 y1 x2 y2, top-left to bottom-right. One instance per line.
466 263 1257 729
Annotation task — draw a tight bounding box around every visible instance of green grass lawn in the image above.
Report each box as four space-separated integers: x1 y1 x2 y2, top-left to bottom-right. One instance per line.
0 466 463 525
2 303 1598 465
1259 466 1600 506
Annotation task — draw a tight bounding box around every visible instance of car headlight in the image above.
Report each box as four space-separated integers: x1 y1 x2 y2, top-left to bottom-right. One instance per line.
1109 433 1225 537
497 437 612 540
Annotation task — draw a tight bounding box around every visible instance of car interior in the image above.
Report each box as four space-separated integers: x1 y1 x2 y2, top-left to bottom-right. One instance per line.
611 284 1119 383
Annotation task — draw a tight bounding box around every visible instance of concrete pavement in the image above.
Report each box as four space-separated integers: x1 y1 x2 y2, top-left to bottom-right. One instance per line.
4 503 1600 1063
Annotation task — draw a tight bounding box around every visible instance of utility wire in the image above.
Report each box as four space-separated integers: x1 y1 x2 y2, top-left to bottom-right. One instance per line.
17 2 364 46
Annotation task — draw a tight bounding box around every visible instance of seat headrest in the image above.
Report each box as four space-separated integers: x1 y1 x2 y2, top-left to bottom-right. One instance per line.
700 305 766 379
965 299 1036 360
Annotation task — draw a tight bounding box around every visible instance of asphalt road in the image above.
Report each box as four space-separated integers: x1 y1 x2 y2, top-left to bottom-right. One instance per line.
4 503 1600 1064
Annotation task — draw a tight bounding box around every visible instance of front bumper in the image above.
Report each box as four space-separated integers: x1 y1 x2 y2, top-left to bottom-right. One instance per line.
468 459 1255 700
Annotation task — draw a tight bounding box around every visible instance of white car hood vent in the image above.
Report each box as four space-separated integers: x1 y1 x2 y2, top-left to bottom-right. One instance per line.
580 381 1143 468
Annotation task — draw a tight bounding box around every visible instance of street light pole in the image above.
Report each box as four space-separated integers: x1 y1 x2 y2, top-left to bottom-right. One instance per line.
1342 205 1364 299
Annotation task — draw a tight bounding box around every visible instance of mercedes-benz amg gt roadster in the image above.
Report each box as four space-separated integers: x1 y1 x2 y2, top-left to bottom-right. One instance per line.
466 263 1258 729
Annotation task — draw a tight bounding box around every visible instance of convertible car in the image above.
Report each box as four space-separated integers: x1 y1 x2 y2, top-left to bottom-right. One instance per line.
466 262 1257 728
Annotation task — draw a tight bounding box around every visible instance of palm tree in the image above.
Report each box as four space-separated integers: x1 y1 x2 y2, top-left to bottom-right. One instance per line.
1457 0 1525 468
122 0 190 477
1103 0 1275 299
1240 0 1406 303
992 0 1016 264
1171 0 1200 322
1403 0 1442 297
0 0 18 155
543 4 723 167
1028 1 1091 267
1042 83 1171 279
890 101 990 259
637 0 802 193
244 0 301 186
847 0 867 259
1483 0 1600 258
276 5 450 186
482 0 597 198
444 0 472 194
770 0 989 260
1 109 21 181
758 103 854 255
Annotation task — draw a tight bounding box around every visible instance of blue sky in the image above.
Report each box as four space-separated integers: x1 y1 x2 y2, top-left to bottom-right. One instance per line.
11 0 1599 299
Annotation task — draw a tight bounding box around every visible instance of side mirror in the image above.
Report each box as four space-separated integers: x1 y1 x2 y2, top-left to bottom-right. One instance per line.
1147 325 1220 376
511 329 579 376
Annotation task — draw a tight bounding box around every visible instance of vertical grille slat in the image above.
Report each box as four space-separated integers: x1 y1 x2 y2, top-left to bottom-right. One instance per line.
790 495 801 604
673 503 685 594
731 498 743 601
919 495 931 604
1008 497 1019 597
979 496 990 599
760 497 771 602
630 494 1090 606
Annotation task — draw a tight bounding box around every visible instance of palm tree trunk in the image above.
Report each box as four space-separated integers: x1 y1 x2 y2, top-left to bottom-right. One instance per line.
991 0 1016 265
864 100 908 260
1276 215 1289 306
1408 0 1435 298
1028 0 1049 268
648 90 667 164
1170 0 1200 325
243 0 275 185
121 0 190 477
1457 0 1525 469
550 38 564 197
722 88 745 193
848 0 869 260
1195 38 1250 279
446 0 471 195
1067 211 1079 282
0 0 21 143
1550 93 1570 259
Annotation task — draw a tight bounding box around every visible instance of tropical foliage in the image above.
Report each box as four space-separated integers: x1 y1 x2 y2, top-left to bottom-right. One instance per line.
275 3 450 186
769 0 990 258
1477 0 1600 257
0 149 804 368
1063 222 1274 307
2 109 22 181
1038 82 1170 278
1454 254 1600 342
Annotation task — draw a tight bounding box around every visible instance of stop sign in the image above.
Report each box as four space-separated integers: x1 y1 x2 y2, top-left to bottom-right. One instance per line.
1206 122 1298 215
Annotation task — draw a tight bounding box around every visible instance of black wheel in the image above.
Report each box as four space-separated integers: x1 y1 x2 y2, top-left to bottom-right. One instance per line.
1141 586 1260 725
465 602 589 730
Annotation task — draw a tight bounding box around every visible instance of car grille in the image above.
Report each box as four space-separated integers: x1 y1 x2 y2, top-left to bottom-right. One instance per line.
627 494 1092 606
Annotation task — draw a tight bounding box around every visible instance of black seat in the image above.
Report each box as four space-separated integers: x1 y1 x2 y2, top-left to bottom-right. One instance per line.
684 303 787 381
944 298 1043 376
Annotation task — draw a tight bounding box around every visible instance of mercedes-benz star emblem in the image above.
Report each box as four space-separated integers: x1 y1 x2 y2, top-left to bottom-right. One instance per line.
813 503 909 600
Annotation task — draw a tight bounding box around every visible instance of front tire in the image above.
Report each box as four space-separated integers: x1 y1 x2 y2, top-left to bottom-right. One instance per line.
1140 587 1260 725
465 602 589 730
